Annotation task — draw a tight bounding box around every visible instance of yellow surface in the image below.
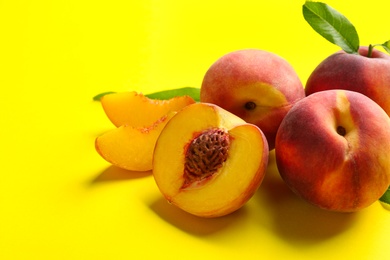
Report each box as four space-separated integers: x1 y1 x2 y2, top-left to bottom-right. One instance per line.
1 0 389 259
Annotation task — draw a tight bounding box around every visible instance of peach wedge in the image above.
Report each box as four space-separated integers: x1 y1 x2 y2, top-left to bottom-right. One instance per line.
153 103 269 217
101 91 196 127
95 113 175 171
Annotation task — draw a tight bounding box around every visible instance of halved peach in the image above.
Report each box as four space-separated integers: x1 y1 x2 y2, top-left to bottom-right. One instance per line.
95 112 175 171
153 103 269 217
101 91 195 127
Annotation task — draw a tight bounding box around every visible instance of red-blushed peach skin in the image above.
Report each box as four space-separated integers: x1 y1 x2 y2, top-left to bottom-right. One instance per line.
305 46 390 116
275 90 390 212
153 102 269 218
200 49 305 150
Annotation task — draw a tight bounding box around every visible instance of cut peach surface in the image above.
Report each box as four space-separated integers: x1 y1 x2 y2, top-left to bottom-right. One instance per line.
153 103 269 217
101 91 196 127
95 113 175 171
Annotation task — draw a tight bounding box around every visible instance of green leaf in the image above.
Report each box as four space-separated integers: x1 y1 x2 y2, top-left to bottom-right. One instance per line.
381 40 390 54
145 87 200 102
379 186 390 209
303 1 359 54
93 87 200 102
93 91 116 101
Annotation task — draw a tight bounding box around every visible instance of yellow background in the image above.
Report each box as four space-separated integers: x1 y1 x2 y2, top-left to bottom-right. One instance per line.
1 0 389 259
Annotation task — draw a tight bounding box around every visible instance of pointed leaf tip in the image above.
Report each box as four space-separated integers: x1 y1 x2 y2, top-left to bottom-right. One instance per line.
303 1 359 54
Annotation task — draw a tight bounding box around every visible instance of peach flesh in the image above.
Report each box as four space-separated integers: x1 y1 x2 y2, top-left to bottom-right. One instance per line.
101 91 195 127
95 113 174 171
153 103 269 217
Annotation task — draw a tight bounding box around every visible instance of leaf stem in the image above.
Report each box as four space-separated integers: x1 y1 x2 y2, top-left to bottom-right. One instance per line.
367 43 385 57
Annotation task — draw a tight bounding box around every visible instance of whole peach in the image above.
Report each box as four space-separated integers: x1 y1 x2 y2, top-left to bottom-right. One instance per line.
200 49 305 150
305 46 390 115
275 89 390 212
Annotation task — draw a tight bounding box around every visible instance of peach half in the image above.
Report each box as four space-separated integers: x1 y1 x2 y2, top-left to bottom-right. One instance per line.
153 103 269 217
95 113 175 171
101 91 195 127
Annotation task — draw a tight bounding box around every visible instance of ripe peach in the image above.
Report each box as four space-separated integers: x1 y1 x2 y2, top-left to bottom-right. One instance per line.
95 113 175 171
200 49 305 150
275 90 390 212
153 103 269 217
305 46 390 115
100 91 195 127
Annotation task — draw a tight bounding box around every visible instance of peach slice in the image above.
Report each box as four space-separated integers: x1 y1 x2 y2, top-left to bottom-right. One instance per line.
100 91 196 127
95 113 175 171
153 103 269 217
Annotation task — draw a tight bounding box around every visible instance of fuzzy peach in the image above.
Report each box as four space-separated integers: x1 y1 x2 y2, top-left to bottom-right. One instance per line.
305 46 390 115
275 90 390 212
153 102 269 217
200 49 305 150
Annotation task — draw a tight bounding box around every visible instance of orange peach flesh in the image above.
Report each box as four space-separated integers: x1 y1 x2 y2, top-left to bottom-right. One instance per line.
101 91 195 127
95 113 175 171
153 103 269 217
